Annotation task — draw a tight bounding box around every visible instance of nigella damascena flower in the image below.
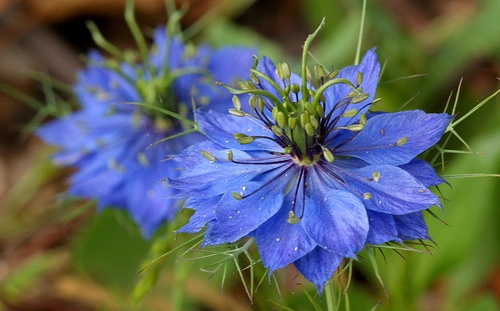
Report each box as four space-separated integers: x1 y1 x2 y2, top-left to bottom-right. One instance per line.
36 26 254 237
170 48 453 291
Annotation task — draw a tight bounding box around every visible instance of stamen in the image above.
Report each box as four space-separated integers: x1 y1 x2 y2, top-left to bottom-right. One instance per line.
201 150 217 162
395 136 408 146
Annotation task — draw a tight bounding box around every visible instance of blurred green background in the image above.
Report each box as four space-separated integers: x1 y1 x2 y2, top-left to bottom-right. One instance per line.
0 0 499 310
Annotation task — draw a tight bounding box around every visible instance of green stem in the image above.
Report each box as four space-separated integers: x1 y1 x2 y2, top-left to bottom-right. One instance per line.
301 18 326 100
171 259 191 311
125 0 149 62
324 281 336 311
354 0 367 65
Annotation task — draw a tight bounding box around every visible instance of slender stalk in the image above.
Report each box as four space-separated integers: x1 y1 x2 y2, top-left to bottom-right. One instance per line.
171 259 191 311
354 0 367 65
301 18 326 100
324 281 336 311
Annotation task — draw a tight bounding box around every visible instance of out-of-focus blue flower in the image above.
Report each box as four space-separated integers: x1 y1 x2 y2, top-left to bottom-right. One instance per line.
36 26 254 237
170 49 453 291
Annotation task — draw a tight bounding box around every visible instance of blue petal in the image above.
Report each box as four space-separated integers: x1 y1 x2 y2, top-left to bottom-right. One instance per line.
202 177 287 245
394 212 430 241
365 210 400 245
399 159 446 187
335 110 453 165
293 247 344 293
208 47 255 86
255 57 307 103
170 141 285 197
302 168 368 257
323 48 380 128
178 195 220 233
255 195 317 272
337 164 441 214
196 109 283 152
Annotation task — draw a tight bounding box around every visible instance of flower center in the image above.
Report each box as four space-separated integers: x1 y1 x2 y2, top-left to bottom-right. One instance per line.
229 60 368 165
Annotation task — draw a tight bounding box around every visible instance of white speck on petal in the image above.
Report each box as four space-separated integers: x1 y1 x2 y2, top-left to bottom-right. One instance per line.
242 185 247 191
294 246 298 251
275 238 280 242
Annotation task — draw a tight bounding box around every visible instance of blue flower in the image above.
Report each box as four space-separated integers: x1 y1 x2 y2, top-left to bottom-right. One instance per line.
36 26 254 237
170 49 453 291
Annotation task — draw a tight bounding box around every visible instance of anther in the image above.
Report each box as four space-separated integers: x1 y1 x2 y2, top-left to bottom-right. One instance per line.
228 108 246 117
363 192 372 200
286 211 301 224
347 124 364 132
359 113 367 125
226 150 233 161
342 108 359 118
234 133 256 144
232 192 243 200
232 95 241 110
372 171 380 182
395 136 408 146
305 123 315 136
356 71 363 86
322 147 334 162
350 92 369 104
201 150 217 162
